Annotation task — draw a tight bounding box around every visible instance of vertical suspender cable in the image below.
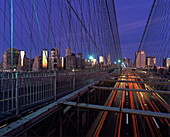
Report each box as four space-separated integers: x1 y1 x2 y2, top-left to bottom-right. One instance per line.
2 0 6 71
11 0 14 72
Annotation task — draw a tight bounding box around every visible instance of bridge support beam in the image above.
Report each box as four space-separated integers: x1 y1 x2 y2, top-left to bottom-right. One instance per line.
103 80 170 85
90 86 170 94
63 101 170 119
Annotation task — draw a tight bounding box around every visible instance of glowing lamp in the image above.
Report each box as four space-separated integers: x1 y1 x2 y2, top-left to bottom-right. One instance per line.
89 55 94 60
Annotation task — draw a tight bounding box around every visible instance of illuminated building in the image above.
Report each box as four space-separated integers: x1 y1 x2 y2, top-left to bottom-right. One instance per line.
91 58 97 66
17 51 26 71
42 49 48 69
122 58 130 67
146 57 156 68
83 59 91 69
20 51 25 67
135 51 146 68
163 58 170 68
99 56 105 67
99 56 104 63
61 57 64 69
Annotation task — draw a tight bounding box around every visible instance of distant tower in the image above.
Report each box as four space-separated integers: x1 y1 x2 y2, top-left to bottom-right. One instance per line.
3 52 7 70
7 48 20 70
49 49 55 70
55 45 60 58
17 51 26 71
32 56 41 71
51 49 55 58
99 56 104 63
77 53 82 59
42 49 48 69
107 54 111 65
55 45 61 69
77 53 82 69
66 48 72 57
122 58 130 67
146 57 156 68
60 57 64 69
99 56 104 67
135 51 146 68
163 58 170 67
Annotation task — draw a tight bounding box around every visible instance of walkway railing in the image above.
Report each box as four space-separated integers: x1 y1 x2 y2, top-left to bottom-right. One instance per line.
0 69 112 118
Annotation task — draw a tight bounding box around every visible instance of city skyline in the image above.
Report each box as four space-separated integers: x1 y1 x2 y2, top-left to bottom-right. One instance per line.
0 0 158 64
0 0 169 66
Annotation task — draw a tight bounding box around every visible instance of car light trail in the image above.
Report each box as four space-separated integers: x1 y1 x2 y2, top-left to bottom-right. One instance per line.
128 76 139 137
95 81 121 137
136 82 162 137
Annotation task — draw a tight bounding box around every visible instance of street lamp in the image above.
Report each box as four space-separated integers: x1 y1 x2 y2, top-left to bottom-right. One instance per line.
89 55 94 60
118 59 121 63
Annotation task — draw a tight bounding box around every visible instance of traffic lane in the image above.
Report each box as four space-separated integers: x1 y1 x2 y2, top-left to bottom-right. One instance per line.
129 74 155 137
138 83 170 126
99 81 125 136
133 75 167 137
91 80 122 136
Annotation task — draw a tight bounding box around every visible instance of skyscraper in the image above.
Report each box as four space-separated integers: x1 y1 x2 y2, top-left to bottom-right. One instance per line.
55 45 61 69
3 52 7 70
61 57 64 69
77 53 82 69
32 56 41 71
122 58 130 67
99 56 105 67
99 56 104 63
55 45 60 58
50 49 55 58
77 53 82 59
49 49 55 70
7 48 20 70
135 51 146 68
17 51 26 71
66 48 72 57
42 49 48 69
146 57 156 68
163 58 170 68
107 54 111 65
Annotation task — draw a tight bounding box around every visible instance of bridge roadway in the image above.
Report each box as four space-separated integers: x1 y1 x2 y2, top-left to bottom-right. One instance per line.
0 69 169 136
88 72 170 137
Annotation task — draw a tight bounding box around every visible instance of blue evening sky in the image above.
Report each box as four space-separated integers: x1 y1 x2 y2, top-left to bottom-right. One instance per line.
114 0 154 61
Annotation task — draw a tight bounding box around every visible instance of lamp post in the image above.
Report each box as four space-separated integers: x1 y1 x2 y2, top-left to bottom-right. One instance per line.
89 55 94 71
118 59 122 75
